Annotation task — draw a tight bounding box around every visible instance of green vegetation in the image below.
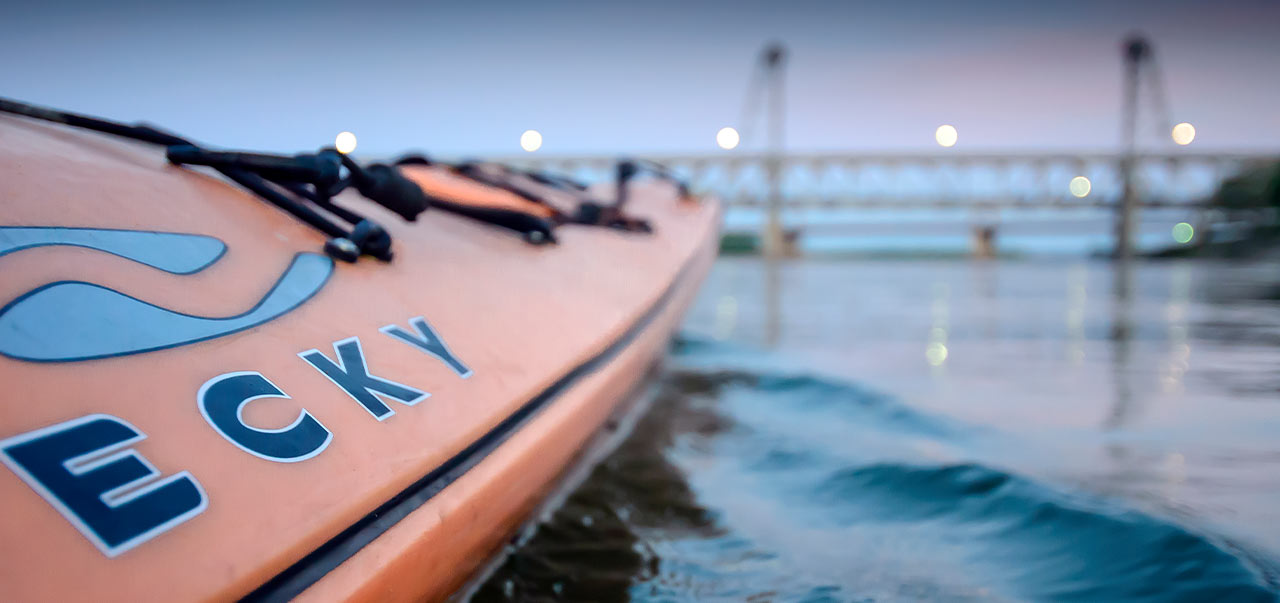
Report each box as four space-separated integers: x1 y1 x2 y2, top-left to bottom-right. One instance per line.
1213 161 1280 212
1150 161 1280 259
719 232 761 255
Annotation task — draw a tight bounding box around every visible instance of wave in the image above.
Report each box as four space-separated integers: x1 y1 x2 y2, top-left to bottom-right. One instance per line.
810 461 1276 601
665 344 1278 601
476 338 1279 602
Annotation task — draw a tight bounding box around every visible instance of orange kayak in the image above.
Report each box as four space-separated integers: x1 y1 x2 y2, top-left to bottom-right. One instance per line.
0 110 720 601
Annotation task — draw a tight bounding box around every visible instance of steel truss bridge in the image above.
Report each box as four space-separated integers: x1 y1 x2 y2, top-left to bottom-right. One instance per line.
497 151 1277 211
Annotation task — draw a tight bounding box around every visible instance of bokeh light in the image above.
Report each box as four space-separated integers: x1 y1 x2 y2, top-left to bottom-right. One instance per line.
1069 176 1092 198
520 129 543 152
334 131 357 154
1172 122 1196 146
1172 222 1194 244
926 342 949 366
935 124 958 148
716 126 740 150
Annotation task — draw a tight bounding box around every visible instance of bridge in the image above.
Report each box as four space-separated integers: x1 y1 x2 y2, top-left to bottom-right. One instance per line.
495 150 1276 211
497 38 1273 343
491 150 1279 257
489 38 1280 256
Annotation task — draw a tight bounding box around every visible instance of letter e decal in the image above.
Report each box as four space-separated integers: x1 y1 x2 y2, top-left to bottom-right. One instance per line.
0 414 208 557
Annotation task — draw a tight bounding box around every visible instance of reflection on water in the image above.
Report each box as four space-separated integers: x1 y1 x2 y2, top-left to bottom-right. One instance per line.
474 257 1280 601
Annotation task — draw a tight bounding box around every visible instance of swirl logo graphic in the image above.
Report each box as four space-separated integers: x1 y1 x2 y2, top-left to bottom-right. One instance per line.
0 227 333 362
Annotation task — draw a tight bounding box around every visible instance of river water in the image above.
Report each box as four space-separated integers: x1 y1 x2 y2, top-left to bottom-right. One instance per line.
473 256 1280 602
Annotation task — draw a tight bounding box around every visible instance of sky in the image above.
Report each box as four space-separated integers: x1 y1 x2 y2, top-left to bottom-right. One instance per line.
2 0 1278 155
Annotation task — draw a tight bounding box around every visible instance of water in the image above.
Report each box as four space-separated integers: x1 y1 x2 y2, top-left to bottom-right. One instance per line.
725 207 1204 256
472 256 1280 601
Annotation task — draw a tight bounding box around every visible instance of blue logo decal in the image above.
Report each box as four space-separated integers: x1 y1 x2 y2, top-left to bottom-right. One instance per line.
0 226 226 274
0 227 334 362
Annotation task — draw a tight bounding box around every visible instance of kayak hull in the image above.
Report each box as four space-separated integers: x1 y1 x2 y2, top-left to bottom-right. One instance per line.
0 114 721 601
289 232 716 603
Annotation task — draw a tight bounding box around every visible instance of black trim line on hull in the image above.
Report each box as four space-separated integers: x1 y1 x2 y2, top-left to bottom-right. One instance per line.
241 247 708 602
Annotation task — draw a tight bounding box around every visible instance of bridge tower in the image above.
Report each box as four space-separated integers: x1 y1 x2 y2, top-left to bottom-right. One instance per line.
1115 33 1172 261
738 42 788 257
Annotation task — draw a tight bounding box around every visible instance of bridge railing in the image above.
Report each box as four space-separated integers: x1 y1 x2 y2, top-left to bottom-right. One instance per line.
489 151 1278 210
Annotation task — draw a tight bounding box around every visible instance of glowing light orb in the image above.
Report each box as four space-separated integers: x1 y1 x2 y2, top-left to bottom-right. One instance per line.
1172 222 1194 244
1069 176 1092 198
935 124 958 148
926 342 949 366
334 131 357 154
1172 122 1196 145
716 126 740 150
520 129 543 152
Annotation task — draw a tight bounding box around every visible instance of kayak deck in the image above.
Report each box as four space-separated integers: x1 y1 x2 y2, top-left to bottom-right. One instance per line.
0 114 720 601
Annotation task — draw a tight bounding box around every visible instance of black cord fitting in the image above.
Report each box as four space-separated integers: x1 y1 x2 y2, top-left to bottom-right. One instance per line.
393 154 433 167
166 146 343 189
351 220 393 261
343 157 431 222
573 201 604 225
324 237 361 263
